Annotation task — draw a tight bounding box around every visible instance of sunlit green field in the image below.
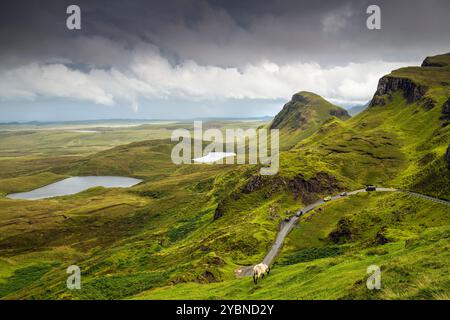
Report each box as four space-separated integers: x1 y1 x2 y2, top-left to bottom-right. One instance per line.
134 193 449 300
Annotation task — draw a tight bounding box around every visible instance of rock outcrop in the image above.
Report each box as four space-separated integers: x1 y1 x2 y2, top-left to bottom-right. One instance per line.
242 172 341 203
329 108 350 118
374 227 390 245
286 172 340 202
369 76 427 107
213 204 225 220
422 97 436 111
441 98 450 121
328 217 353 243
446 144 450 168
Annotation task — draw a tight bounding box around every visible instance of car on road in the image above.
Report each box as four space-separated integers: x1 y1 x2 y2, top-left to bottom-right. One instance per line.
283 217 291 222
340 192 347 196
323 196 332 202
295 210 304 217
366 185 376 191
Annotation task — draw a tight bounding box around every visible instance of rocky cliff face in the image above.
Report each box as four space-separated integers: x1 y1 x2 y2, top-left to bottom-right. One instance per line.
441 97 450 121
213 171 341 220
242 172 341 203
446 145 450 169
369 76 427 107
329 108 350 118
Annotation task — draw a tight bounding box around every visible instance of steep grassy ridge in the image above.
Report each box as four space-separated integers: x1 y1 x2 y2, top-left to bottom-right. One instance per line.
270 91 350 150
279 55 450 198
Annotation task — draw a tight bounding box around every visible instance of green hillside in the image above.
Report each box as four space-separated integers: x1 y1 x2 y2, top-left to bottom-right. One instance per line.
134 192 449 300
270 91 350 150
0 138 300 299
0 53 449 300
279 54 450 198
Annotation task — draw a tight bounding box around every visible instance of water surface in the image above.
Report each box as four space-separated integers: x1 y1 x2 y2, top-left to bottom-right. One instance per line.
193 152 236 163
7 176 142 200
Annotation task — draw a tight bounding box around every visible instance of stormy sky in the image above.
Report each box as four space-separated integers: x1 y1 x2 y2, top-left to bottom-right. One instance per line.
1 0 450 121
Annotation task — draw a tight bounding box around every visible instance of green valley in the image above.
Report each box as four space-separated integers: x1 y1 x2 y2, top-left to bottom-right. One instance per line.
0 53 449 300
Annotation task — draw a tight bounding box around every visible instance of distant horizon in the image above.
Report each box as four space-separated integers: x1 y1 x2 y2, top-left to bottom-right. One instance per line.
0 98 369 123
0 115 276 125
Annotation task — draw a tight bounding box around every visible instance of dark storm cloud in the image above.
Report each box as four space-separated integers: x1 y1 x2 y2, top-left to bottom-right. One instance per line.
1 0 450 120
2 0 450 68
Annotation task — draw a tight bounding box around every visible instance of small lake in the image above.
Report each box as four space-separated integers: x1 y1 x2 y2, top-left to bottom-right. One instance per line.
193 152 236 163
6 176 143 200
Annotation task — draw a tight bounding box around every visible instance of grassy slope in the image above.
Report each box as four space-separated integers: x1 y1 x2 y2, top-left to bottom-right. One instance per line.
133 192 449 300
132 55 450 299
278 56 450 198
0 55 449 300
270 91 350 150
1 122 308 299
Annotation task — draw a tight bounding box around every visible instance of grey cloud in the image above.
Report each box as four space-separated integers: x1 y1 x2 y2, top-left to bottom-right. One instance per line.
1 0 450 121
2 0 450 68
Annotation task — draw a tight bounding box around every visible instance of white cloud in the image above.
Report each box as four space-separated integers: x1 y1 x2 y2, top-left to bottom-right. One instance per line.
0 63 115 105
0 44 415 111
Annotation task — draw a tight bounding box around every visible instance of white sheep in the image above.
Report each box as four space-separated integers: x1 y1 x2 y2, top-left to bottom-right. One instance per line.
253 263 270 284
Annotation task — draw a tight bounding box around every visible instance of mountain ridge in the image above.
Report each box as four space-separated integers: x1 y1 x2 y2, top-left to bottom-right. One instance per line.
270 91 350 150
280 52 450 198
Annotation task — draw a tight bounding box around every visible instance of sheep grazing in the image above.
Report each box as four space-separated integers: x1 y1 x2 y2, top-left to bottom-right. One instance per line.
253 263 270 284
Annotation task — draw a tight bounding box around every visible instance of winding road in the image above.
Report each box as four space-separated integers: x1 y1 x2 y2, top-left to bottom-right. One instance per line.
235 187 450 277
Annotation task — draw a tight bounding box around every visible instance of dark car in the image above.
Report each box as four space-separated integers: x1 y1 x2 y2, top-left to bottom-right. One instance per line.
366 185 376 191
284 217 291 222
